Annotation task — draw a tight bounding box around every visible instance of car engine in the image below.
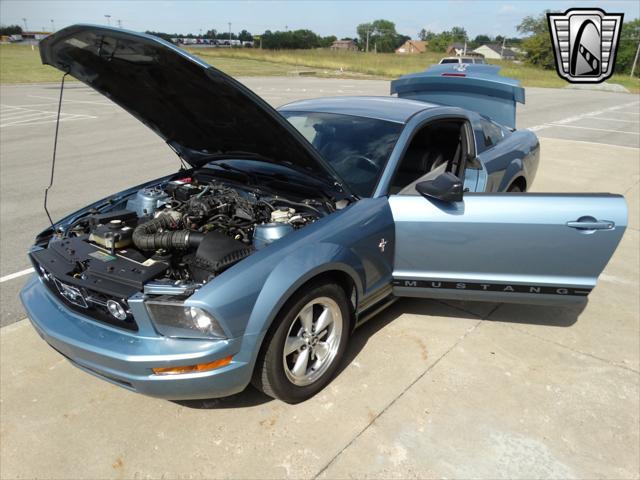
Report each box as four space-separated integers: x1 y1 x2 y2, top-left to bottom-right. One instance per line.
30 174 333 328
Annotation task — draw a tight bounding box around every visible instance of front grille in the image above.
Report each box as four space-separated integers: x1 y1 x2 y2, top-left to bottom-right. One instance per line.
36 265 138 332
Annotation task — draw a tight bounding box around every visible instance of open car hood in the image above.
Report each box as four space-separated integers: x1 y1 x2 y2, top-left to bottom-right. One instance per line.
39 25 350 194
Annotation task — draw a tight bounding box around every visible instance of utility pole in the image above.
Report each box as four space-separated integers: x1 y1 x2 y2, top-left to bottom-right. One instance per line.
631 38 640 78
50 19 55 32
285 25 288 32
104 14 111 26
22 18 27 31
500 37 506 58
117 19 122 28
228 22 232 43
365 28 370 53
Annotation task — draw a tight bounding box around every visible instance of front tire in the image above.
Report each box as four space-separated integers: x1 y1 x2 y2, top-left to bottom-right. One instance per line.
252 282 351 403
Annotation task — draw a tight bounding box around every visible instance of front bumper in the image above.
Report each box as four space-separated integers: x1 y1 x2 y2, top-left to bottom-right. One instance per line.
20 276 256 400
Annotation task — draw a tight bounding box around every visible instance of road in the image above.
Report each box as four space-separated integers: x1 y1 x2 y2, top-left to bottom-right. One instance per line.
0 77 639 478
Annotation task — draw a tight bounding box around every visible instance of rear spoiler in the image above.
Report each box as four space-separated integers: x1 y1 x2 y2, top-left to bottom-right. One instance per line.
390 64 525 129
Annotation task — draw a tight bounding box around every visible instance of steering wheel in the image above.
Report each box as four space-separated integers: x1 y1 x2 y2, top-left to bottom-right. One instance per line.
344 155 378 173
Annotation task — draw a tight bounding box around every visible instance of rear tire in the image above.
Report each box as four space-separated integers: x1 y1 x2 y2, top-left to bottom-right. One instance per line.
252 282 351 403
508 183 523 193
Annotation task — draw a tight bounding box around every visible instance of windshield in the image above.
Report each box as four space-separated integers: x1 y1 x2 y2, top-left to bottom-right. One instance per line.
282 111 403 197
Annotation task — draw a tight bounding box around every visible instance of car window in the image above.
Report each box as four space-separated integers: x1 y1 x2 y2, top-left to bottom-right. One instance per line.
283 111 403 197
440 59 459 64
479 118 504 147
461 58 473 64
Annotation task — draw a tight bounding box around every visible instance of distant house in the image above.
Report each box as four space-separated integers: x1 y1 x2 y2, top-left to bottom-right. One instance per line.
473 43 517 60
446 42 466 56
331 40 357 51
395 40 428 54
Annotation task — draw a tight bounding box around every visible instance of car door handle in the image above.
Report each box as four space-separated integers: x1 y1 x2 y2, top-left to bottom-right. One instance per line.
566 219 615 230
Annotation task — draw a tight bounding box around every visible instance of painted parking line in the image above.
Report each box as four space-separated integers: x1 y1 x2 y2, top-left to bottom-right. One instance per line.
0 268 34 283
591 117 639 123
27 95 113 106
0 104 97 128
539 138 639 150
546 124 640 135
528 100 640 132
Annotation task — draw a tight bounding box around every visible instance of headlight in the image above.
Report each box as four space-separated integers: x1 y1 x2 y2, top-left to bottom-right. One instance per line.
145 300 227 340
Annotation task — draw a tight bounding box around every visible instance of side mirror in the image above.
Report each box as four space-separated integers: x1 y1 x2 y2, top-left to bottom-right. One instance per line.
415 172 463 203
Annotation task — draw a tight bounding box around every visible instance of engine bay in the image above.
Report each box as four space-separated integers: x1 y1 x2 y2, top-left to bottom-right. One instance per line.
31 171 336 306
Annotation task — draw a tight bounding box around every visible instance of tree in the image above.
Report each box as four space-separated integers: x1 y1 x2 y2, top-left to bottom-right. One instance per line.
319 35 337 48
145 30 175 42
356 19 406 52
517 11 555 69
0 25 22 35
418 29 436 41
238 29 253 42
473 34 492 45
260 29 324 49
615 18 640 75
449 26 468 42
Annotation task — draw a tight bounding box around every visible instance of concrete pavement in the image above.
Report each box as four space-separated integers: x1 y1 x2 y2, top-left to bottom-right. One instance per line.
1 130 639 477
0 79 638 326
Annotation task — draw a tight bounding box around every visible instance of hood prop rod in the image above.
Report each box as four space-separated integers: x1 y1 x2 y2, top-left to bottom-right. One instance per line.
44 72 68 229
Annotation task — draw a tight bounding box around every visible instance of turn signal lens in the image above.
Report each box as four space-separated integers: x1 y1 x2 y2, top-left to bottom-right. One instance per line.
152 355 233 376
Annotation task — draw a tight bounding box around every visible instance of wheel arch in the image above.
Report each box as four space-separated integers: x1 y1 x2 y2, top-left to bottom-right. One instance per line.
246 263 361 382
242 242 365 358
496 158 525 191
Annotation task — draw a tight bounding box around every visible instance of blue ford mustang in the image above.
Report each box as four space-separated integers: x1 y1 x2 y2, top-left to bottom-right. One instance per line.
20 26 627 403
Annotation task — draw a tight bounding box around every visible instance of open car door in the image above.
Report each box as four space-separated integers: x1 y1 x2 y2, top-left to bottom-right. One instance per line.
390 179 627 304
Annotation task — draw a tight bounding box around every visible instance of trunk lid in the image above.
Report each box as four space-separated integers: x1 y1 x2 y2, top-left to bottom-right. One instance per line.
390 64 525 129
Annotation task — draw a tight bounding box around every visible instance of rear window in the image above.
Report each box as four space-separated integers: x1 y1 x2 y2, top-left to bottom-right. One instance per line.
480 118 505 147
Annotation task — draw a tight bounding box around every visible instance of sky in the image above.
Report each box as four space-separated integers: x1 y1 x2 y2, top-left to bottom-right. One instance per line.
1 0 639 39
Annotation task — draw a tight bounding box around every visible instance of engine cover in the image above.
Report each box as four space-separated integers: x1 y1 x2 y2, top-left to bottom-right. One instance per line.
189 231 253 282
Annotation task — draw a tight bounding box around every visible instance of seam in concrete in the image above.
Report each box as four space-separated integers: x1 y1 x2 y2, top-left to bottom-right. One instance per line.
313 318 484 479
501 323 640 374
623 181 639 195
435 299 485 319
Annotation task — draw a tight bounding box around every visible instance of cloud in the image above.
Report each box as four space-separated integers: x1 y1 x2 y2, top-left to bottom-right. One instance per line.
498 4 517 15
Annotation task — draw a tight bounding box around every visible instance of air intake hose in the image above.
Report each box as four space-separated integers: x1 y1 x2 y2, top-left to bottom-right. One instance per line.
132 211 204 251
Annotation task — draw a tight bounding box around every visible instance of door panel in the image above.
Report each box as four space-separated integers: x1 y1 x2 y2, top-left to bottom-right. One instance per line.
390 193 627 304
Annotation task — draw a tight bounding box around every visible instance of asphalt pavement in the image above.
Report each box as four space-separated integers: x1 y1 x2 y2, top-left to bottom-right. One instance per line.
0 77 639 478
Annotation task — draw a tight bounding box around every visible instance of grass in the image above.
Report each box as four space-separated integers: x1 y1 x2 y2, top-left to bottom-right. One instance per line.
2 43 638 93
192 47 640 92
0 44 63 83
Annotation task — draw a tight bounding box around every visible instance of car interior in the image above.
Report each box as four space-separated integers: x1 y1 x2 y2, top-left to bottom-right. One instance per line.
389 119 472 195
